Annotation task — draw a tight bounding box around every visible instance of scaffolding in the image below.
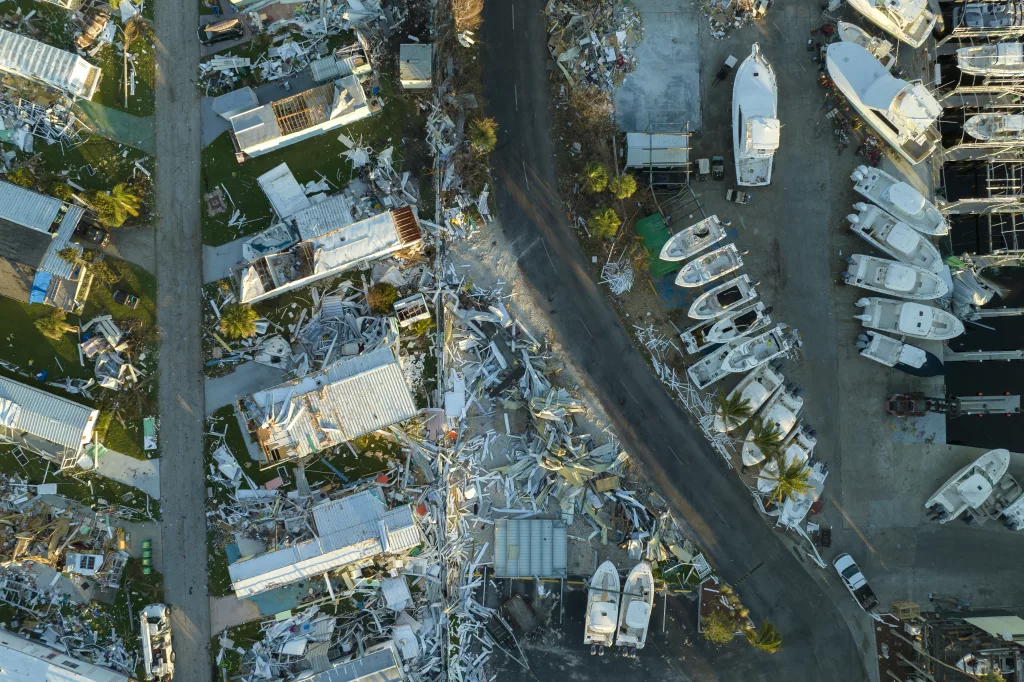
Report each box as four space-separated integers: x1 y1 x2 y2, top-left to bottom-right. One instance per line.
940 159 1024 212
937 0 1024 48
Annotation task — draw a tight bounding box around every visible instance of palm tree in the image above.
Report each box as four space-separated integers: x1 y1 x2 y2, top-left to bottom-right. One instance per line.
749 417 784 460
582 161 609 193
92 183 141 228
715 389 752 430
219 303 259 339
977 672 1006 682
34 308 77 340
745 618 782 654
764 457 812 504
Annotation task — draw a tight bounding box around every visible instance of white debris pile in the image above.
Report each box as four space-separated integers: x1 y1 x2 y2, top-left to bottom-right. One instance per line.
0 94 90 153
544 0 643 92
78 315 143 390
600 253 634 295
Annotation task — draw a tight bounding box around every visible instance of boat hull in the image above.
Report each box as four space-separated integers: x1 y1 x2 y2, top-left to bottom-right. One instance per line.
846 0 935 48
733 44 779 187
659 216 726 261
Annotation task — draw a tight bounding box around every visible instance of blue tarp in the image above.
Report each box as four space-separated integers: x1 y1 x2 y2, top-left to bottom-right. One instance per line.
29 272 51 304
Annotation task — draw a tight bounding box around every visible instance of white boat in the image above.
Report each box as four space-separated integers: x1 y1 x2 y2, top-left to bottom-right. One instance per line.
584 560 621 655
847 203 942 273
856 330 945 376
688 275 758 320
742 385 804 466
141 604 174 682
963 113 1024 142
733 43 779 187
851 165 948 236
837 21 896 70
854 297 965 340
679 302 772 355
757 425 816 493
845 0 936 48
712 364 784 432
843 254 948 300
778 461 829 529
615 562 654 657
953 2 1024 30
686 337 746 390
957 42 1024 76
721 323 801 374
925 449 1010 523
659 215 726 261
675 244 743 287
706 301 773 344
827 44 941 164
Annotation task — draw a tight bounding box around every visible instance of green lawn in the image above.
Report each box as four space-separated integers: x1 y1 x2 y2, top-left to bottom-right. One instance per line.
201 76 420 246
90 30 157 118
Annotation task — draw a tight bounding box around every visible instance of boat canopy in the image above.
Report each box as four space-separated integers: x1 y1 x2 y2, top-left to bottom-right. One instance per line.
897 303 934 334
958 473 995 507
884 222 918 254
897 343 926 367
883 264 916 292
1001 114 1024 131
625 602 651 628
998 42 1024 64
887 183 926 215
747 117 781 151
883 0 927 24
894 84 941 130
589 603 617 633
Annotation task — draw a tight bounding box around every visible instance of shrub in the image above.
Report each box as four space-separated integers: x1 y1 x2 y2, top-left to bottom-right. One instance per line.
35 309 71 340
49 181 74 201
367 282 399 314
468 117 498 153
608 173 637 199
590 207 621 239
582 161 608 193
7 167 35 189
219 303 259 339
91 183 141 228
408 318 434 337
701 611 736 646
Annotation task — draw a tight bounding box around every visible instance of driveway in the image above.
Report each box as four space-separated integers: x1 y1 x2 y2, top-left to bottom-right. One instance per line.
480 2 867 680
205 362 286 413
154 0 211 678
104 226 156 273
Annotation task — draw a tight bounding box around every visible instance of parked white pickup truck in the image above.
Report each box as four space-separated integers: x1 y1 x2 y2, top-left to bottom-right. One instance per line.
833 553 879 612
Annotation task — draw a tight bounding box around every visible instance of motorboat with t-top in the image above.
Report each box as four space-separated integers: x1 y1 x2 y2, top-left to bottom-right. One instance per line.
712 363 784 432
706 301 772 344
742 385 804 466
845 0 936 48
953 2 1024 30
675 244 744 287
837 21 896 69
963 113 1024 142
854 298 964 340
659 215 726 261
733 43 779 187
722 323 801 373
957 42 1024 76
615 562 654 658
847 203 942 272
843 254 948 300
686 337 747 390
856 330 944 376
688 275 758 319
827 43 941 164
585 561 621 655
851 165 948 235
925 449 1010 523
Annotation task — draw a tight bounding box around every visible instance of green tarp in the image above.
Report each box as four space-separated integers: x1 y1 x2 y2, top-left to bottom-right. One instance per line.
633 213 682 277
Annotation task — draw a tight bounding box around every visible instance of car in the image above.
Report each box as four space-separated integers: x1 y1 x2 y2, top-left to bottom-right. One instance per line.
113 290 140 309
73 221 110 247
833 553 879 612
197 18 244 45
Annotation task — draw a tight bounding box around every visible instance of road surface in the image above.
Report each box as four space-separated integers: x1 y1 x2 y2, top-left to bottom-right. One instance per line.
154 0 211 679
480 2 868 679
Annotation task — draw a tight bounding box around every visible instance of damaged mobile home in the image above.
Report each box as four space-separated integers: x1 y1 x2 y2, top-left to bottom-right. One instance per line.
0 375 99 470
0 29 102 100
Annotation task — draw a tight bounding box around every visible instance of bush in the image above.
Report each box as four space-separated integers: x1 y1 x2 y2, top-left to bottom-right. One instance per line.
590 207 622 239
7 167 35 189
608 173 637 199
49 181 74 201
219 303 259 339
408 318 434 337
91 183 141 228
582 161 608 194
701 611 736 646
35 308 71 340
367 282 399 314
468 117 499 153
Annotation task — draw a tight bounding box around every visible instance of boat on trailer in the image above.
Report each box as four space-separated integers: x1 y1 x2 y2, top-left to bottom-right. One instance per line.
851 165 948 236
856 330 945 376
842 254 948 300
847 203 942 272
675 244 744 287
733 43 780 187
659 215 727 261
615 562 654 658
854 298 965 340
688 275 759 320
721 323 801 373
712 363 785 432
925 449 1010 523
679 302 772 355
584 560 621 656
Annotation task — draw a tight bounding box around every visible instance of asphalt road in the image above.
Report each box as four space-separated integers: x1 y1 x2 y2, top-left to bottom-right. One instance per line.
480 2 869 679
154 1 211 680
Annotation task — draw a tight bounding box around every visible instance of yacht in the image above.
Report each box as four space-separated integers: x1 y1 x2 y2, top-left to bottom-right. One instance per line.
957 42 1024 76
845 0 936 48
842 254 948 300
837 22 896 70
615 562 654 658
847 203 942 272
733 43 780 187
585 561 621 655
688 275 758 319
856 330 945 376
675 244 744 287
925 449 1010 523
741 385 804 466
659 215 726 261
851 165 948 236
712 363 784 432
827 43 941 164
854 298 965 340
963 113 1024 142
721 323 801 373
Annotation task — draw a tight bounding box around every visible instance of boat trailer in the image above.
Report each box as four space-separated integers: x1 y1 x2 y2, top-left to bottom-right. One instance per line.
885 392 1021 418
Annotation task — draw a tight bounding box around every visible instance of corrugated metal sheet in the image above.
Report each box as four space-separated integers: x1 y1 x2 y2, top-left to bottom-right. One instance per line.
0 180 63 233
625 132 691 169
0 29 101 100
0 630 132 682
298 644 402 682
258 163 311 220
399 44 431 86
293 193 358 240
493 519 567 578
38 206 84 279
965 614 1024 639
231 104 280 152
0 375 98 451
